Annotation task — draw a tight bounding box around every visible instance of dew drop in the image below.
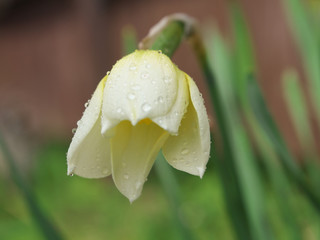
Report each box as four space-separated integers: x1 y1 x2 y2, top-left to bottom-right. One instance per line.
72 128 77 134
127 92 136 100
157 96 164 103
158 50 162 54
129 63 137 71
106 71 111 76
164 76 172 83
116 107 123 114
84 102 89 108
70 173 74 177
141 72 149 79
181 148 189 155
142 103 152 112
77 120 82 126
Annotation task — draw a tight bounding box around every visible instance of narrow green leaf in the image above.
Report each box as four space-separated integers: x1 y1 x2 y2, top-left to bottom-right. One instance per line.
282 69 315 151
0 132 64 240
283 0 320 123
210 32 272 240
247 76 320 212
201 31 252 240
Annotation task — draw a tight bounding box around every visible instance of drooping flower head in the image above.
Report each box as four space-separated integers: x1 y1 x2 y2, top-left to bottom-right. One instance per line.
67 50 210 202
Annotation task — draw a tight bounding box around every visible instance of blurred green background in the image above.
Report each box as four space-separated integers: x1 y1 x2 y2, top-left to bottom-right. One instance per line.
1 0 320 239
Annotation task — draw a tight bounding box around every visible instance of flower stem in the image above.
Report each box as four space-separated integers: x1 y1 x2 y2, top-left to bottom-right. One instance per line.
149 21 185 57
155 152 194 240
138 18 196 239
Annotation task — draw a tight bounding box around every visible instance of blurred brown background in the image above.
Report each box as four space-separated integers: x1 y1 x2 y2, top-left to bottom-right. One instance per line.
0 0 311 154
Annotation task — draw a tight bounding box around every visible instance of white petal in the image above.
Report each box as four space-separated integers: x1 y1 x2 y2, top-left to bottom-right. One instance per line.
162 75 210 178
152 69 189 134
67 77 112 178
110 120 169 202
101 50 179 132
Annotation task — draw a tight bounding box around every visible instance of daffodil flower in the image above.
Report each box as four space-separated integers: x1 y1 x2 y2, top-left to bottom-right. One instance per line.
67 50 210 202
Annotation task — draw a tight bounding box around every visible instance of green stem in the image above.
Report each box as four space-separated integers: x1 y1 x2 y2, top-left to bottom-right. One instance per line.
150 21 185 57
145 20 195 240
0 132 64 240
154 153 194 240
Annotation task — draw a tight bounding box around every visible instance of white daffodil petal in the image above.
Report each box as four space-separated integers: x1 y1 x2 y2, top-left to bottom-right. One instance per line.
152 69 189 134
67 77 112 178
110 120 169 202
162 75 210 178
101 50 179 132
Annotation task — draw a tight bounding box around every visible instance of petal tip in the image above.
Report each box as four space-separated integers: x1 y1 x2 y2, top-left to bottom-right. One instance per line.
196 166 206 179
128 193 140 204
67 167 74 176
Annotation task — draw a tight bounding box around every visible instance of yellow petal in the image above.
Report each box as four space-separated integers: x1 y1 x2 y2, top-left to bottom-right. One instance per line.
110 120 169 202
101 50 179 133
162 75 210 178
67 77 112 178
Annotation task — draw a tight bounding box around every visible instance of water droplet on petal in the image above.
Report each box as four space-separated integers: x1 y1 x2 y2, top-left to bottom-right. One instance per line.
127 92 136 100
106 71 111 76
142 103 152 112
116 107 124 114
77 120 82 126
129 63 137 71
72 128 77 134
70 173 74 177
158 50 162 54
164 76 172 83
141 72 149 79
181 148 189 155
157 96 164 103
